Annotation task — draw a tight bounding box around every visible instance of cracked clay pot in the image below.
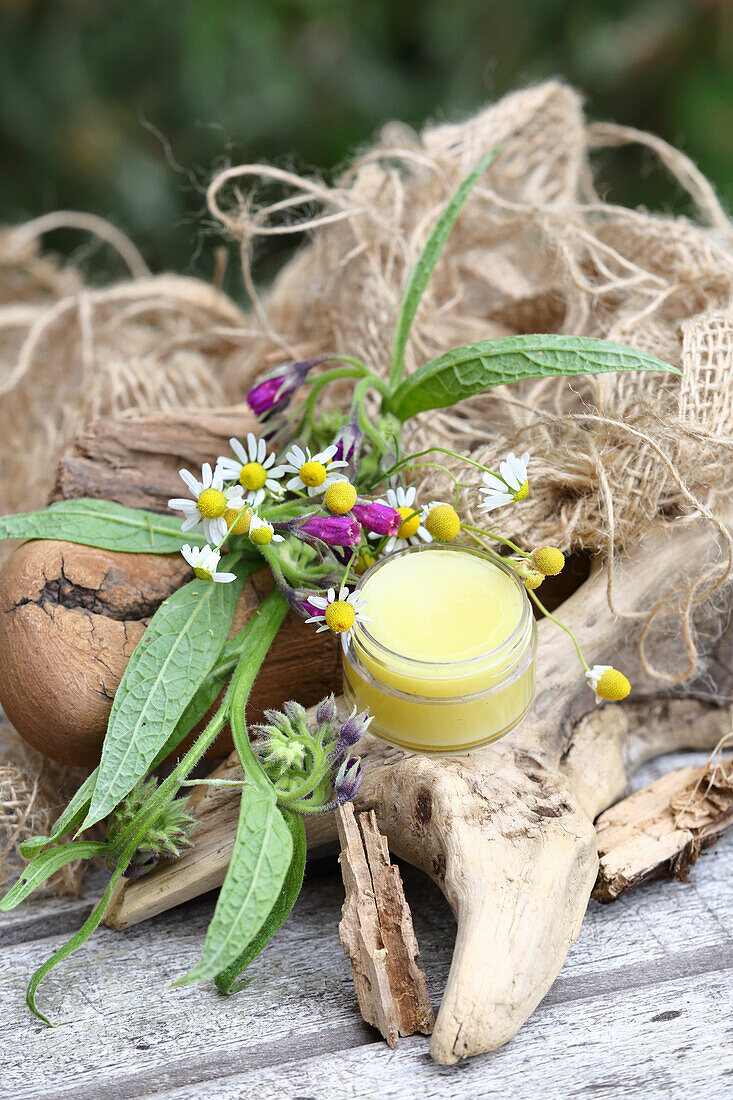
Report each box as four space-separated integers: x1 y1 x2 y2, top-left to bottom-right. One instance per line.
0 539 342 767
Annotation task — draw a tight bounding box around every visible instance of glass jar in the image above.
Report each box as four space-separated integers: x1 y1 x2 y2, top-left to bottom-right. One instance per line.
342 544 536 753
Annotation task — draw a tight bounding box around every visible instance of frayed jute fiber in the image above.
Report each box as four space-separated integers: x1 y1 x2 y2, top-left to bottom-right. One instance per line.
2 81 733 891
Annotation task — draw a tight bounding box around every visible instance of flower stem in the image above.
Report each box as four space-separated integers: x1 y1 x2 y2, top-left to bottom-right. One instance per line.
527 588 590 671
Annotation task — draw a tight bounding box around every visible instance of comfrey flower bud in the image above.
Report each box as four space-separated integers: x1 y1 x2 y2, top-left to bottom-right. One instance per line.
290 513 362 547
334 756 363 804
246 356 327 419
333 408 362 468
316 693 338 726
335 707 373 751
351 499 401 537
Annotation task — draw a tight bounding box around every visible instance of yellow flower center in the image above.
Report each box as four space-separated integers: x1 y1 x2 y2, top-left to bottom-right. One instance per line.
397 506 420 539
197 487 227 518
325 600 356 634
239 462 268 492
531 546 565 576
513 481 529 502
299 460 328 488
193 566 213 581
595 669 631 702
425 504 461 541
225 507 253 534
249 524 273 547
324 479 357 515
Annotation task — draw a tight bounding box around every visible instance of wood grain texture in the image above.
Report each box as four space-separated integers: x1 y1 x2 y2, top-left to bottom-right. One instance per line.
1 752 731 1100
595 759 733 902
53 407 259 513
336 804 434 1046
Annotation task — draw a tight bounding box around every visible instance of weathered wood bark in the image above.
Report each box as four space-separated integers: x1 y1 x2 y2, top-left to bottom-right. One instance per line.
594 757 733 902
2 406 732 1064
52 407 260 513
335 803 434 1046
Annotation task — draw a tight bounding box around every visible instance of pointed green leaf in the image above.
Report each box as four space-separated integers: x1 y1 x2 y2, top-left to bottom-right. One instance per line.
19 770 99 859
390 334 682 421
0 498 207 553
173 783 293 985
83 557 250 830
1 841 107 912
389 149 497 389
215 808 306 994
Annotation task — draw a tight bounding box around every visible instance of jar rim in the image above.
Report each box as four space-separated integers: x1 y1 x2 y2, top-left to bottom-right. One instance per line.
345 542 533 672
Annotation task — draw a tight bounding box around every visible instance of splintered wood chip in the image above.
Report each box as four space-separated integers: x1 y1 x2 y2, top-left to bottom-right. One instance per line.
336 802 434 1047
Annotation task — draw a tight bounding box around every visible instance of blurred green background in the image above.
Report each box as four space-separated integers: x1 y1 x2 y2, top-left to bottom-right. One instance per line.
1 0 731 286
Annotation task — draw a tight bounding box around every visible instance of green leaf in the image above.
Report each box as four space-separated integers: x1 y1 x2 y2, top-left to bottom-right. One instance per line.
215 808 306 995
390 334 682 421
173 783 293 986
1 841 107 912
389 149 497 390
19 770 99 859
0 498 206 553
83 557 251 830
174 589 290 987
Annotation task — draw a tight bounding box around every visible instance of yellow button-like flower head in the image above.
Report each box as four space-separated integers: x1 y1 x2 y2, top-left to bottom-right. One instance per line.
531 546 565 576
324 479 358 515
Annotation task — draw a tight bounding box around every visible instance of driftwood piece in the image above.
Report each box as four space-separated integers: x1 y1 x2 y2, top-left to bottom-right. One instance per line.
52 406 260 513
3 406 733 1064
594 758 733 902
335 803 434 1046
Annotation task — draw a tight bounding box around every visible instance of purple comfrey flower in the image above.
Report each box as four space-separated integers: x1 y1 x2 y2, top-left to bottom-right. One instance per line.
246 356 329 419
336 707 373 751
334 756 363 805
351 499 401 537
291 514 362 548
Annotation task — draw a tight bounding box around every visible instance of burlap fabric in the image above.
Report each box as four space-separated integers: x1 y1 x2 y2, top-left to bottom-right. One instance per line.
2 81 732 891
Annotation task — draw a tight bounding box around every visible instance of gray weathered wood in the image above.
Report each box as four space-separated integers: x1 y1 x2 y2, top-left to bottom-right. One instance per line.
1 750 731 1099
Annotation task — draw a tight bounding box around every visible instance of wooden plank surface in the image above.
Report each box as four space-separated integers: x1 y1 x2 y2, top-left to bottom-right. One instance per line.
1 750 731 1100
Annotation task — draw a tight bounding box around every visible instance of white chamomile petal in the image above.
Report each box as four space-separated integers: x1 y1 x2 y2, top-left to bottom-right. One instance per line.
478 494 514 513
230 438 248 466
585 665 612 690
179 469 202 496
212 571 237 583
499 460 520 492
482 472 508 493
416 525 432 542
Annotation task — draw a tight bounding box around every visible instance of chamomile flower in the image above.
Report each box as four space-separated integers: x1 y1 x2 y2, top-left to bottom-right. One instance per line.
180 544 237 584
168 463 245 544
248 513 284 548
585 665 631 704
216 433 287 508
423 501 461 541
379 486 432 553
282 444 348 496
305 586 371 636
478 451 530 513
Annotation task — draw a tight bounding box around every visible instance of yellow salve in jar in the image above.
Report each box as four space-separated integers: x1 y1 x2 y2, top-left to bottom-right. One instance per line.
342 544 536 753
